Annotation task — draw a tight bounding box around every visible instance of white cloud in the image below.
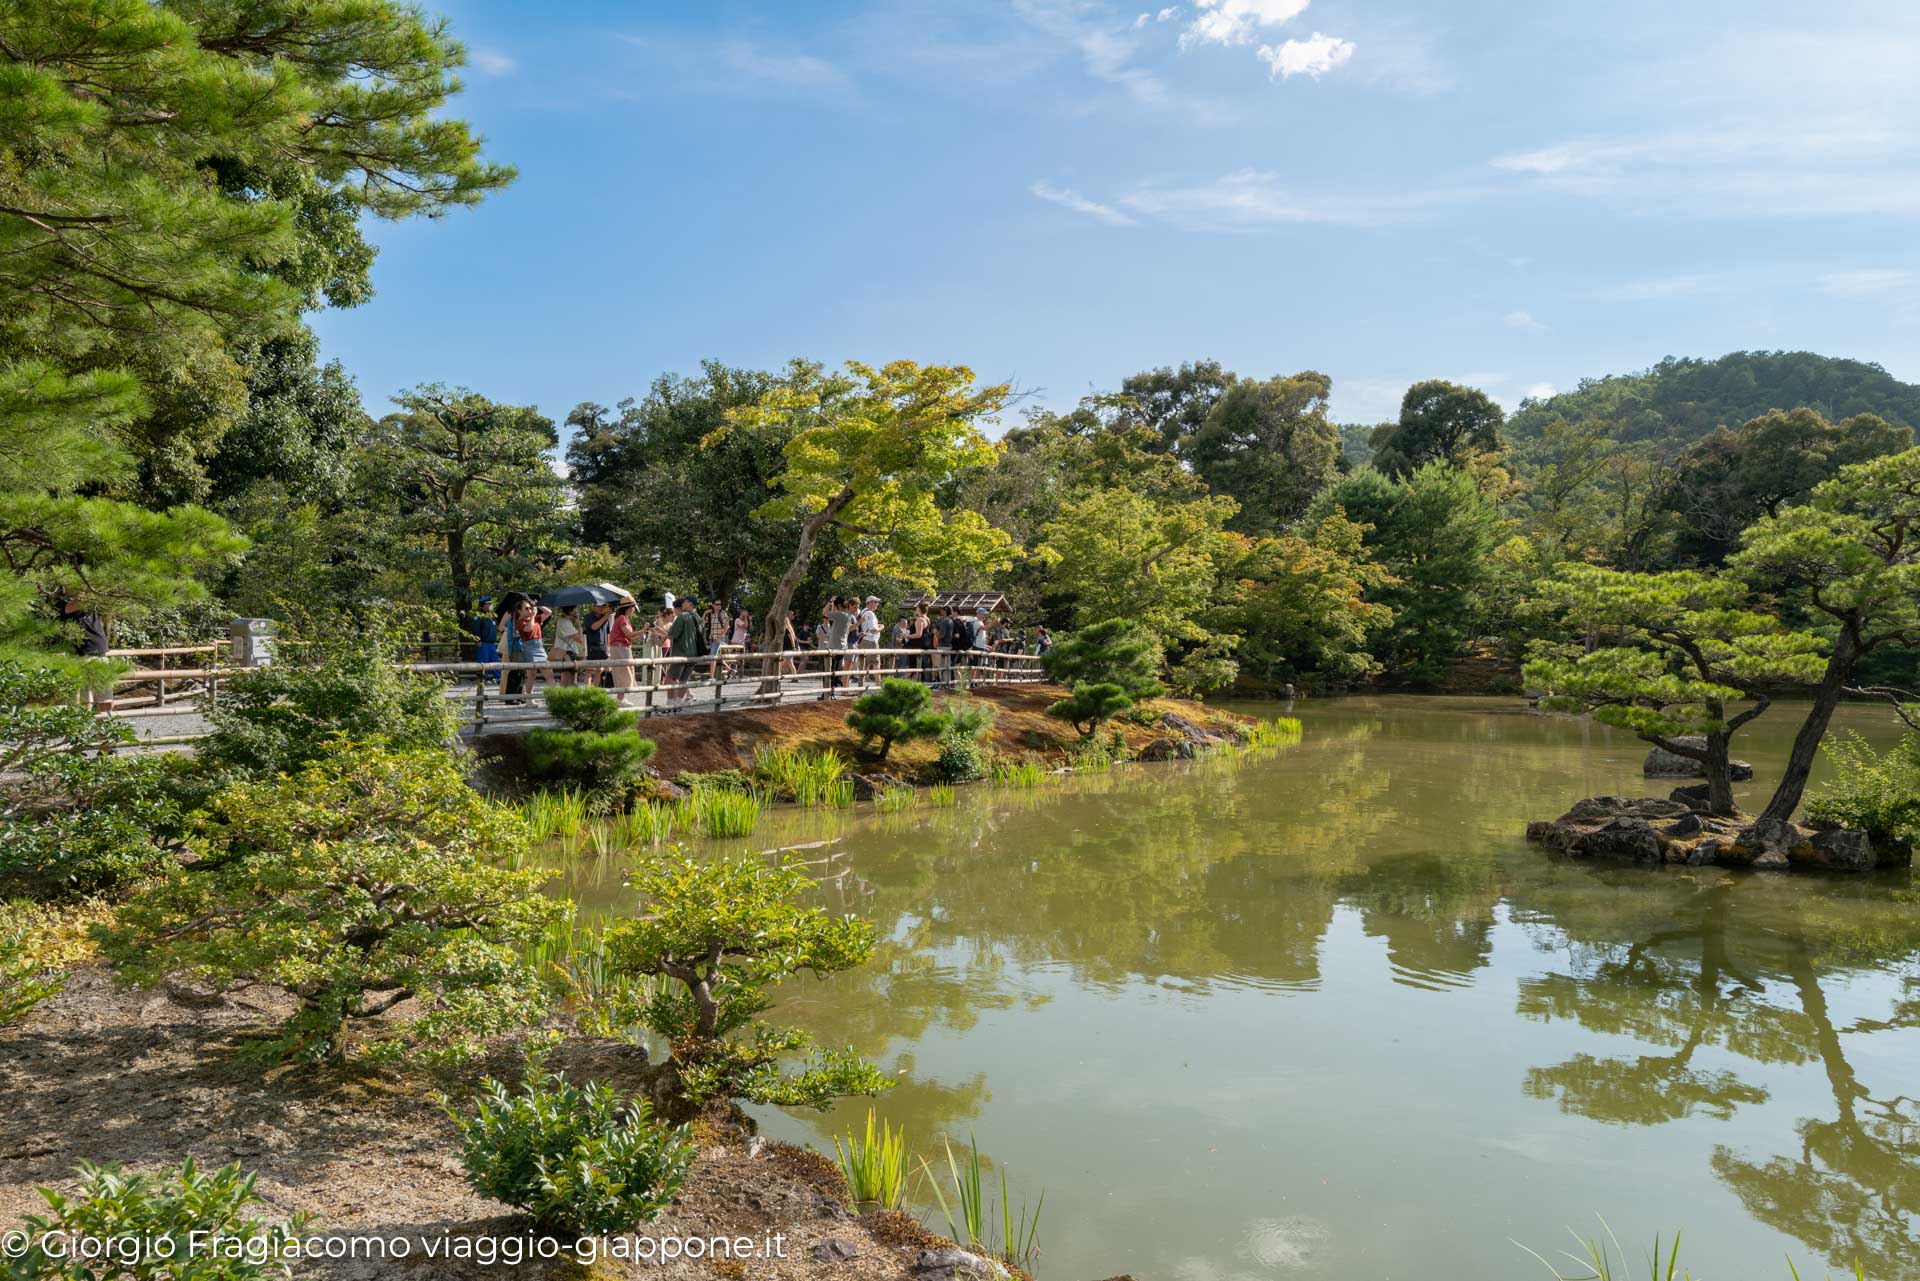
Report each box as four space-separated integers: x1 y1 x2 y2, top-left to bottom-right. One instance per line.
1818 269 1914 298
469 48 515 75
1116 167 1469 229
1031 180 1138 226
1486 27 1920 218
1133 6 1180 28
1015 0 1170 110
1181 0 1311 48
1504 309 1547 332
1523 382 1558 401
722 43 849 91
1257 32 1353 79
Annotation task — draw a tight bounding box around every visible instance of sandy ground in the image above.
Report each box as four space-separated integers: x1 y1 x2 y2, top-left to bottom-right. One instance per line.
0 969 984 1281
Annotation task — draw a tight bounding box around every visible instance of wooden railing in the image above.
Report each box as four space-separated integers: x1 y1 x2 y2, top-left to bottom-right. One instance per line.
105 647 1048 740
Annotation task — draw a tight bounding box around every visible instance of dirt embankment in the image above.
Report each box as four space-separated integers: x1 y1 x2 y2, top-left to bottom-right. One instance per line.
630 684 1251 782
0 970 1022 1281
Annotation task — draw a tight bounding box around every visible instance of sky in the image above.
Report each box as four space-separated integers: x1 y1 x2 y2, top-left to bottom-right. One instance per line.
308 0 1920 435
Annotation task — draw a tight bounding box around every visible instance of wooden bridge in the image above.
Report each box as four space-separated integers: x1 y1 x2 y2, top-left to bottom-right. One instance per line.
101 647 1049 746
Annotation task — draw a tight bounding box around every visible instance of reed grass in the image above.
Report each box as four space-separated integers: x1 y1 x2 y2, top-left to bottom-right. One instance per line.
616 802 677 844
676 786 763 838
921 1133 1044 1272
753 744 851 806
876 784 917 812
833 1109 914 1211
989 758 1047 788
1517 1220 1870 1281
822 778 856 809
1242 716 1303 750
520 787 589 840
927 784 958 807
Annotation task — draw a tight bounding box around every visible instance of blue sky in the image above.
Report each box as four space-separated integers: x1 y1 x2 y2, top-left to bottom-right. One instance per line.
309 0 1920 434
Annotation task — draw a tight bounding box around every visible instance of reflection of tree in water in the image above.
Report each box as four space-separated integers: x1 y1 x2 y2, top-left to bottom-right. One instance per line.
1337 853 1502 991
1512 874 1920 1277
1711 940 1919 1279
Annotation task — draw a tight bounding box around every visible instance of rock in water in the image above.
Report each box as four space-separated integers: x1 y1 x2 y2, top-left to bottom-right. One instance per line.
1642 737 1753 779
914 1248 1010 1281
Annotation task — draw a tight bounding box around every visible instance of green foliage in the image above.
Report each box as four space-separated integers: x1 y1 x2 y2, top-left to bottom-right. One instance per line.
1215 511 1397 687
1805 732 1920 846
5 1158 308 1281
568 364 794 605
989 758 1047 788
753 744 850 806
1663 407 1912 564
0 661 180 900
521 787 590 841
1507 351 1920 453
721 359 1014 652
1043 619 1165 702
1036 486 1238 651
876 783 917 812
1 914 62 1027
448 1061 695 1236
366 387 567 618
603 854 890 1113
835 1109 915 1211
677 768 756 794
1371 379 1506 477
1526 566 1825 739
675 787 763 838
1309 462 1505 687
934 699 996 782
1048 682 1136 738
98 742 564 1065
847 678 947 759
527 687 657 809
0 0 509 660
1517 1219 1872 1281
1185 372 1341 532
921 1133 1045 1273
201 649 457 784
927 783 958 806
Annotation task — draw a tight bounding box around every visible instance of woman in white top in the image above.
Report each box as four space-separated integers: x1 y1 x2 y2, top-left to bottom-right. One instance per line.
553 606 584 686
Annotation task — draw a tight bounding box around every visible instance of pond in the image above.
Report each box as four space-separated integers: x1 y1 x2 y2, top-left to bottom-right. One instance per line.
553 695 1920 1281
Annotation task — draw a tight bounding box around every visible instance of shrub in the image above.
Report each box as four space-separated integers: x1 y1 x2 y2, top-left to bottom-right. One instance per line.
678 767 755 794
1806 731 1920 845
449 1061 694 1235
201 648 457 783
0 899 106 1027
846 679 947 760
7 1158 308 1280
1 925 60 1027
98 742 566 1065
932 698 996 783
1047 681 1135 738
527 687 657 811
603 854 891 1117
0 661 182 900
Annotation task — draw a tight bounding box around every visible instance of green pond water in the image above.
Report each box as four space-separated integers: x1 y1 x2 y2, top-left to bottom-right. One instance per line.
546 696 1920 1281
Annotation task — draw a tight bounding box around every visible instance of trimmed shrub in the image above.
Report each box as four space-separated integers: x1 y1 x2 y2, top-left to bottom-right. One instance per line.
846 679 946 760
604 854 891 1117
6 1158 308 1280
449 1063 694 1235
527 687 657 810
99 742 565 1065
0 661 180 901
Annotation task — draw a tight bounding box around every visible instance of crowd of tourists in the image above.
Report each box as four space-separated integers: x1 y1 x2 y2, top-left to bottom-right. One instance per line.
466 590 1052 708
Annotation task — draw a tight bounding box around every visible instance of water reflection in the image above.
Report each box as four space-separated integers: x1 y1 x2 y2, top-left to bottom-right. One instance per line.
541 696 1919 1279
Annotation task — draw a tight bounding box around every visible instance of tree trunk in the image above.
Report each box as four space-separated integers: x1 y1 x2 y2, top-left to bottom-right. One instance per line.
447 524 474 660
757 489 853 688
1703 729 1736 817
1760 627 1859 826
